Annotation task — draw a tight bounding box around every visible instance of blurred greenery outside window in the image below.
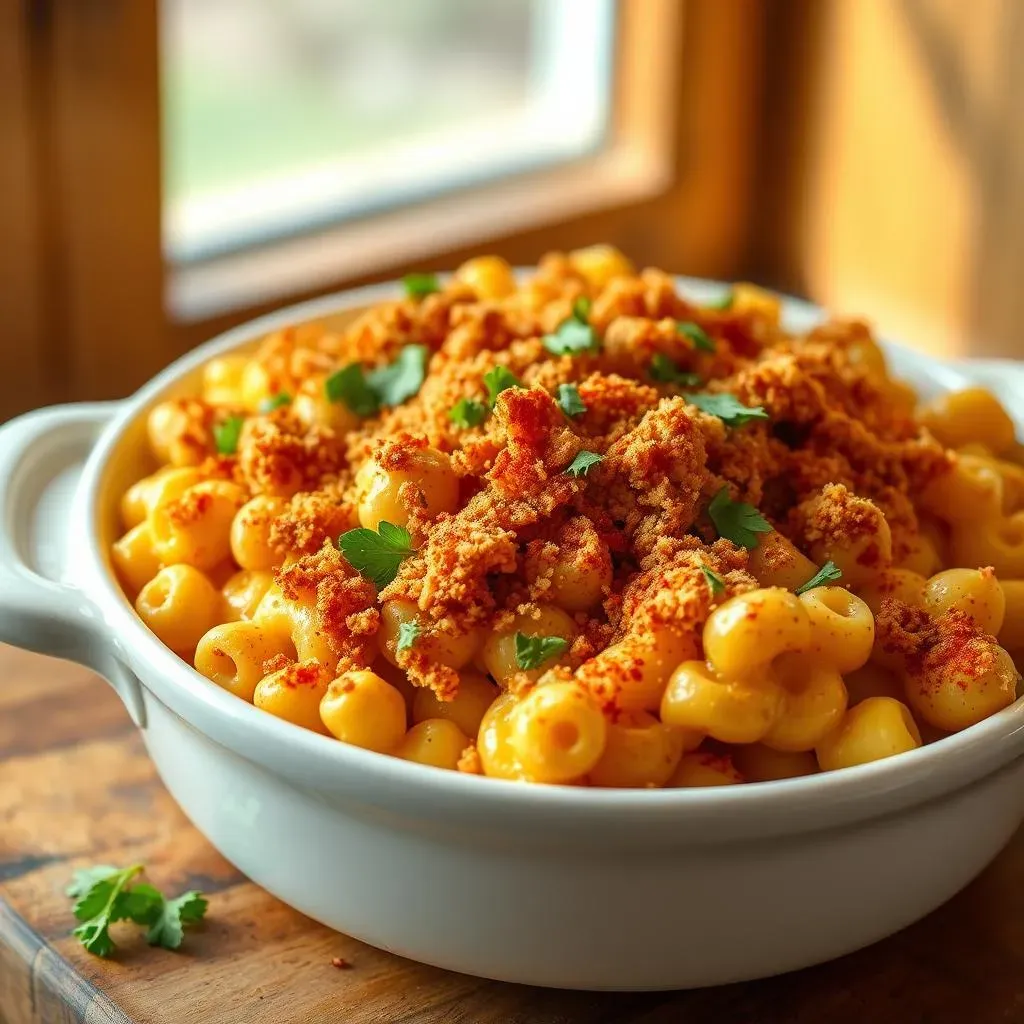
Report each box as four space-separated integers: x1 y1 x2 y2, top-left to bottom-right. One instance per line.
162 0 616 264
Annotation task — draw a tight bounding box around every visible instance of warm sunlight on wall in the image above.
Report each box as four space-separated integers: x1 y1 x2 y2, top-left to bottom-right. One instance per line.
798 0 1023 359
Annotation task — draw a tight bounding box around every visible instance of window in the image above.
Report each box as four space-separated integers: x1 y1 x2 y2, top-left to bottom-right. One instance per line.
25 0 763 410
162 0 615 264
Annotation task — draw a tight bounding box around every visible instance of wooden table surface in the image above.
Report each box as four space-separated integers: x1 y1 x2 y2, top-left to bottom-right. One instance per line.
3 644 1024 1024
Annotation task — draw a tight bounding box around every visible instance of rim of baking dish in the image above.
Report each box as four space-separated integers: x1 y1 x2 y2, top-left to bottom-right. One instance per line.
74 276 1024 840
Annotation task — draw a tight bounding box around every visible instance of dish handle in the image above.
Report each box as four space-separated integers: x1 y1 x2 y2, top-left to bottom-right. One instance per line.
0 403 146 726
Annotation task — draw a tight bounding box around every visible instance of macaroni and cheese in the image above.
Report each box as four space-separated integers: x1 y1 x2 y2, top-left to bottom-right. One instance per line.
111 248 1023 786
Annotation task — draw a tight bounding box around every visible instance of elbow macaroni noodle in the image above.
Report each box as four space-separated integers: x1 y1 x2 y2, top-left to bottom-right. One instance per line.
111 248 1024 787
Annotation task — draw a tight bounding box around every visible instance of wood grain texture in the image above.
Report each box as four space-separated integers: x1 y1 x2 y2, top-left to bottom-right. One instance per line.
4 641 1024 1023
756 0 1024 361
0 2 55 423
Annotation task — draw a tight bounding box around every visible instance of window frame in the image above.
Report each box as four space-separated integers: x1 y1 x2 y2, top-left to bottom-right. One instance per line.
164 0 619 266
41 0 765 405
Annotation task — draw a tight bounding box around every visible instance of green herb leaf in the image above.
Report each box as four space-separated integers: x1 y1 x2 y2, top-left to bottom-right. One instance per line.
572 296 592 320
69 864 144 958
338 522 416 590
543 317 600 356
213 415 245 456
565 450 603 478
327 347 429 416
67 865 120 900
397 620 421 653
484 366 522 406
71 877 129 924
325 364 380 417
707 487 772 550
112 884 164 925
556 382 587 418
794 560 843 596
367 344 429 408
72 917 117 958
449 397 489 429
68 865 207 958
145 891 208 951
258 392 292 413
688 392 769 428
403 272 440 298
704 289 733 311
514 633 569 671
677 321 715 353
649 353 701 386
701 565 726 598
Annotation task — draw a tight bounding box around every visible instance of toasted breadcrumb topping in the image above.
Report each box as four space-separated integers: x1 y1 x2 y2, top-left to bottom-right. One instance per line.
160 255 954 700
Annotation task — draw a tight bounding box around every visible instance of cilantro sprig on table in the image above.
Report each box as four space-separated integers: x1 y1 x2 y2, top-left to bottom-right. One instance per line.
794 560 843 596
707 487 772 550
338 521 417 589
325 344 430 418
514 633 569 671
67 864 207 958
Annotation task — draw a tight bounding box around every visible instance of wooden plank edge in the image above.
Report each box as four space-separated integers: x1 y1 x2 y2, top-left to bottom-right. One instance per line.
0 896 133 1024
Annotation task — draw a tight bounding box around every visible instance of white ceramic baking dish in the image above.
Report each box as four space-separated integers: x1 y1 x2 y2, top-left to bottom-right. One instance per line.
3 279 1024 991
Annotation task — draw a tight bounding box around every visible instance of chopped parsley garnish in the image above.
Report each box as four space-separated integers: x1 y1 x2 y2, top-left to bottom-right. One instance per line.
701 565 726 598
213 415 245 455
514 633 569 671
449 397 489 429
707 487 772 550
572 296 592 320
367 344 429 408
396 620 422 653
67 864 207 958
677 321 715 353
259 392 292 413
338 521 416 589
325 364 380 417
484 366 522 406
688 392 769 427
649 353 701 386
557 382 587 418
794 560 843 596
325 344 429 417
704 289 734 311
403 272 441 298
543 300 600 356
565 450 604 478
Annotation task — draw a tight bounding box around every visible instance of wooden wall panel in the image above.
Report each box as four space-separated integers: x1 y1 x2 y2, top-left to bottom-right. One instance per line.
754 0 1024 360
46 0 167 403
0 3 50 422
